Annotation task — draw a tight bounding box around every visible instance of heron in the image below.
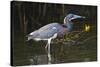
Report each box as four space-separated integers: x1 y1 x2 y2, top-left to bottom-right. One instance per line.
27 13 85 64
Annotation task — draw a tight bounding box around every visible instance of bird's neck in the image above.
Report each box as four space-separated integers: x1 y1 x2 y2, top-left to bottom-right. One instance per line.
64 18 73 32
66 21 73 32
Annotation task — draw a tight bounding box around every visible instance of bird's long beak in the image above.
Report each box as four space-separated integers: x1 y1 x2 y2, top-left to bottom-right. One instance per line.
70 15 85 21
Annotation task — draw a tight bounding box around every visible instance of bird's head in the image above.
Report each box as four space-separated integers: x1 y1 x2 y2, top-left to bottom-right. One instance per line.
64 13 85 24
64 13 85 32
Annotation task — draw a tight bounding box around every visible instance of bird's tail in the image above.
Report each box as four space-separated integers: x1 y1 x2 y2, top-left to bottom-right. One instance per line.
26 31 39 41
26 34 32 41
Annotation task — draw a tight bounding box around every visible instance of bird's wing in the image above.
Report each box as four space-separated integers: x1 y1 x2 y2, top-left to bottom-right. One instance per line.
28 23 62 39
36 23 62 39
37 26 58 39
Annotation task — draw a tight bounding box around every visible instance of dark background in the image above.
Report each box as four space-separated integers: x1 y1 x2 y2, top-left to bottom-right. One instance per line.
11 1 97 66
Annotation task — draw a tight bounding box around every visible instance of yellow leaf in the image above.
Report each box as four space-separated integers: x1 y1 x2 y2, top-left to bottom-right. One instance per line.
84 24 90 32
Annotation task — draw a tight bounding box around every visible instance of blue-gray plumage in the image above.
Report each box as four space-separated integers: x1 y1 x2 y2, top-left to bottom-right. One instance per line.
28 23 64 40
27 13 85 64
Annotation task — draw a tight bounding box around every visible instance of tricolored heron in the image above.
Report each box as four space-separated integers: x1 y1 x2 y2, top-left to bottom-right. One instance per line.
27 13 85 64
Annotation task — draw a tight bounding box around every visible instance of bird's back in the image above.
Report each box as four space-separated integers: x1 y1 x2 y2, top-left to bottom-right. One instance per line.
38 23 60 32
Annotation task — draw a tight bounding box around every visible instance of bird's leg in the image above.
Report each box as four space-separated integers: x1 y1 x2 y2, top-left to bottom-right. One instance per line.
47 39 51 64
45 43 48 54
45 43 48 49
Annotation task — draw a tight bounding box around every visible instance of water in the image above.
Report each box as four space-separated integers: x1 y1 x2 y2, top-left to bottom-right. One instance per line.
12 27 97 66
